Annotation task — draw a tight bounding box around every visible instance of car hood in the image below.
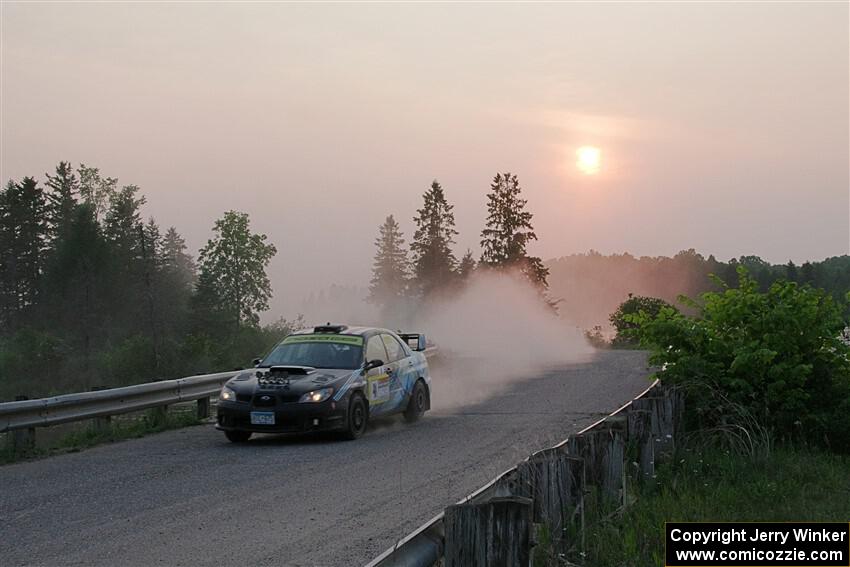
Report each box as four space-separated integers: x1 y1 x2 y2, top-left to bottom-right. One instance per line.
225 366 357 395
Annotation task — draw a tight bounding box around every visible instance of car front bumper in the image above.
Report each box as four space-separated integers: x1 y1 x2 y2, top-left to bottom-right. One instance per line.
216 399 347 434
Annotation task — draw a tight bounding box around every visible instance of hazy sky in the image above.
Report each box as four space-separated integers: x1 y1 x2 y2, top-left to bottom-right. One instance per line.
2 2 848 316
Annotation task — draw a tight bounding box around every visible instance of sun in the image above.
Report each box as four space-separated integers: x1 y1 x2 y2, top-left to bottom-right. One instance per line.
576 146 601 175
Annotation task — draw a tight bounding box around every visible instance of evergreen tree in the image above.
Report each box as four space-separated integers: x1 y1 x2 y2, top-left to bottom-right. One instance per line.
458 249 477 281
410 180 458 296
0 177 49 331
45 161 79 244
42 203 111 368
103 185 146 266
479 172 549 290
195 211 277 332
368 215 410 306
785 261 798 282
161 226 196 290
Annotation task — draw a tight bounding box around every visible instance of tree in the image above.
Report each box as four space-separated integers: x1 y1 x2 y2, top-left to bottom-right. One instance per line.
479 172 549 290
368 215 410 306
609 293 677 347
103 185 146 266
0 177 49 331
161 226 196 290
458 249 476 281
195 211 277 332
45 161 79 244
42 203 112 368
78 164 118 222
410 180 458 296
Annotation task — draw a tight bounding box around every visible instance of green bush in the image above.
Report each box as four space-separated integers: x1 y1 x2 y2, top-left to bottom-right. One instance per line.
610 294 677 347
630 267 850 452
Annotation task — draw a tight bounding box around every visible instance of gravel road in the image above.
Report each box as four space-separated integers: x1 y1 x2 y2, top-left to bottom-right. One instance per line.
0 350 650 567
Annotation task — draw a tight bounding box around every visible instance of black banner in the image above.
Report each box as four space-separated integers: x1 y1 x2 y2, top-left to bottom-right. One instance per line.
666 522 850 566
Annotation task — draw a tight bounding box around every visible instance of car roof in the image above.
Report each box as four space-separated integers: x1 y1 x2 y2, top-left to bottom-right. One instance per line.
288 325 394 339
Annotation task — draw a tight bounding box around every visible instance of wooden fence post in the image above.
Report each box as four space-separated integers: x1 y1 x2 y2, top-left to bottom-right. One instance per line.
515 448 584 556
444 496 534 567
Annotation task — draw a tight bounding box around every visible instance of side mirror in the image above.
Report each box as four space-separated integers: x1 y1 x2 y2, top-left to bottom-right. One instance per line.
252 358 262 367
364 359 384 371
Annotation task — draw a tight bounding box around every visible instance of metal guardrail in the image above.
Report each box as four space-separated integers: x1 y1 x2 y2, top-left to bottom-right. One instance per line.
365 378 662 567
0 346 439 435
0 371 239 434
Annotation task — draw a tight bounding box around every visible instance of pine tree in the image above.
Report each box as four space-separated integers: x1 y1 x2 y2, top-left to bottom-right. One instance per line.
103 184 146 265
458 249 476 281
410 180 458 296
161 226 196 290
368 215 410 306
479 172 549 290
45 161 79 244
42 203 111 368
0 177 49 331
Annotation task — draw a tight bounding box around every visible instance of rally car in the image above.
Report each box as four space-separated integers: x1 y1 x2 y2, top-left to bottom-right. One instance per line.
216 324 432 442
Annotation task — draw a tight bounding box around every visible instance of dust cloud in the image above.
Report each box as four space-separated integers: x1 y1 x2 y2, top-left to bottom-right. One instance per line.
416 272 594 409
296 271 595 411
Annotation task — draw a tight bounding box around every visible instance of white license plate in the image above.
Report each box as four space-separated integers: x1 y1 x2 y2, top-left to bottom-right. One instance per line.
250 411 275 425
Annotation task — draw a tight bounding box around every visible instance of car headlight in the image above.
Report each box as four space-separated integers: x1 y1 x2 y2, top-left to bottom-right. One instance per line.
299 387 334 403
220 386 237 402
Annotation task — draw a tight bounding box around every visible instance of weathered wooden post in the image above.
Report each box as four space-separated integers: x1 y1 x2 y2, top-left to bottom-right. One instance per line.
197 396 210 420
516 449 584 556
565 426 625 510
628 397 656 482
444 496 534 567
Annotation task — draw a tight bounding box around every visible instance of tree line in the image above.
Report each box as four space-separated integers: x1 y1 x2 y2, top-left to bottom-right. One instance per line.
547 249 850 330
367 173 551 316
0 162 293 400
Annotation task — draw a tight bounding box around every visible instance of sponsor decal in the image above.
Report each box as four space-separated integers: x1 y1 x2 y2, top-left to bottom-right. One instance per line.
282 334 364 346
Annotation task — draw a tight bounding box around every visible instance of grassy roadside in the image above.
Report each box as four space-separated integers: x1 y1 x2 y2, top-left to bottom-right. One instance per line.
1 408 205 465
575 446 850 566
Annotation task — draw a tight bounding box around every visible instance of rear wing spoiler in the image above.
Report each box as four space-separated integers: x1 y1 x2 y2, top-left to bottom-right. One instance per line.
398 333 427 352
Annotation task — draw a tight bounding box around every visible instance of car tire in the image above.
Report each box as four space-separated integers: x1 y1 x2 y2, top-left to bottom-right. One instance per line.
404 380 427 423
225 430 252 443
341 394 368 440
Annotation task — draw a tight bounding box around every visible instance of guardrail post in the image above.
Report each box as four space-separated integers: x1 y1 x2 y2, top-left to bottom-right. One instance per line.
444 496 534 567
151 405 168 425
197 396 210 419
90 387 112 434
11 396 36 453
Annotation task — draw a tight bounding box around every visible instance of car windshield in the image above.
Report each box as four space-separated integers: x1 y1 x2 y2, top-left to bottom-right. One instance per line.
261 340 363 370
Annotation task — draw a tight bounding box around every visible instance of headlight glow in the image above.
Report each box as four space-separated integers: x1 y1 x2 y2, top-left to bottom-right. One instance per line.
299 387 334 403
220 386 236 401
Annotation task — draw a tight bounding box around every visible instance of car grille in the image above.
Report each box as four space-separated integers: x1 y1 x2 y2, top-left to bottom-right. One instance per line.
250 393 302 406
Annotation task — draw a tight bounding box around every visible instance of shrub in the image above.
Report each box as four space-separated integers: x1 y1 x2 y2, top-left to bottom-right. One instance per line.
630 267 850 452
610 294 677 347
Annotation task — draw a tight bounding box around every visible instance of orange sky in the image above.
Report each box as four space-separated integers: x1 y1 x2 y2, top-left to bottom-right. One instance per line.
1 2 848 315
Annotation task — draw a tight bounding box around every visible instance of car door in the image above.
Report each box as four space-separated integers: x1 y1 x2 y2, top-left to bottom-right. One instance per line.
364 335 393 415
380 333 410 413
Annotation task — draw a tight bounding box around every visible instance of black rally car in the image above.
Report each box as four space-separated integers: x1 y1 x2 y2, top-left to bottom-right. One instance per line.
216 324 432 442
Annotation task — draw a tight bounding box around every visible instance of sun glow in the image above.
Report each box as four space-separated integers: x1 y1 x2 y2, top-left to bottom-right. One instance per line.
576 146 601 175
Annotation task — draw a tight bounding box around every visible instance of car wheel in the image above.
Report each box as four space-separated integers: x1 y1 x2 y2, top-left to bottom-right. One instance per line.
342 394 368 440
225 430 252 443
404 380 427 423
